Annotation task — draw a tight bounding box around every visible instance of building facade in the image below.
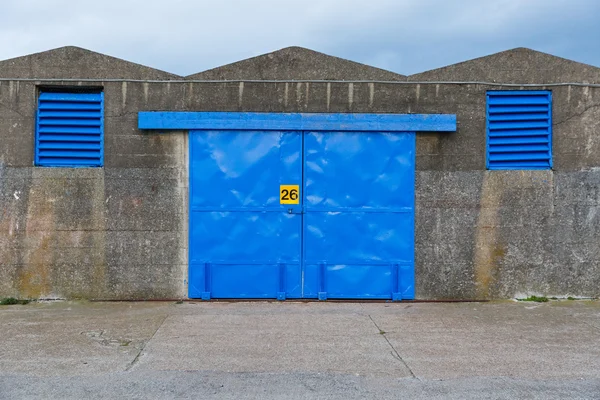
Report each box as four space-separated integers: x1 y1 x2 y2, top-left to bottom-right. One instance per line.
0 46 599 300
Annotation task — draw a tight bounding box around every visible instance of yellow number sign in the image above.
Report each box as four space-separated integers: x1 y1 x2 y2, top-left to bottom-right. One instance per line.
280 185 300 204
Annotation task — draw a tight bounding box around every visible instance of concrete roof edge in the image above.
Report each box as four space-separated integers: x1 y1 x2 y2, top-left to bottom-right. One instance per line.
408 47 600 79
2 46 598 82
0 45 183 79
185 46 407 80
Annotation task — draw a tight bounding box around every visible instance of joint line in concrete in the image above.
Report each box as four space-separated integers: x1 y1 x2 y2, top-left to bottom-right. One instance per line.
367 314 416 379
125 313 169 372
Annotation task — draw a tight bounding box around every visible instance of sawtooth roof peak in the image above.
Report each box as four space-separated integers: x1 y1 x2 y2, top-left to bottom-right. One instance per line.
0 46 181 80
408 47 600 84
187 46 405 81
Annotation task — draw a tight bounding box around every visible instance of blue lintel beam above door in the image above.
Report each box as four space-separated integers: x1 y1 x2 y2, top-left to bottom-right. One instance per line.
138 112 457 132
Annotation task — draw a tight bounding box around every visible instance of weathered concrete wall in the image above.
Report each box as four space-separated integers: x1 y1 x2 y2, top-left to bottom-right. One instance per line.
1 47 599 300
0 80 188 299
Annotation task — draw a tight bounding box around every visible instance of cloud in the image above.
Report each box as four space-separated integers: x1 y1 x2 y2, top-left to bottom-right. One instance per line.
0 0 598 76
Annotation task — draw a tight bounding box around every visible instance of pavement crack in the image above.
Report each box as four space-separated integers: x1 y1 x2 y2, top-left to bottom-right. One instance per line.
125 314 169 372
368 314 416 379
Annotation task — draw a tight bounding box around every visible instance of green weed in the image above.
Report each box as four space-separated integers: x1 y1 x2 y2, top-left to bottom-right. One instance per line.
517 295 548 303
0 297 31 305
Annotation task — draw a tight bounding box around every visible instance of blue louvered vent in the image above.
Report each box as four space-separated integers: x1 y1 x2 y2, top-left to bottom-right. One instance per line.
35 92 104 167
486 91 552 170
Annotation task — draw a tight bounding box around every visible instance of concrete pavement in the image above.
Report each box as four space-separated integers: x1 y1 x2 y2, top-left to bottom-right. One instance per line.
1 300 599 399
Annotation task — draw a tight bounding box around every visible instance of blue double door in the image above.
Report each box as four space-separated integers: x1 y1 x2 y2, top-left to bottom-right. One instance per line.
189 129 415 300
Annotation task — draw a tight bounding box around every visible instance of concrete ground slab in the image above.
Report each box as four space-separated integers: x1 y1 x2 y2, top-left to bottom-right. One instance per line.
1 300 600 399
0 301 168 376
373 301 600 380
133 311 410 377
2 372 600 400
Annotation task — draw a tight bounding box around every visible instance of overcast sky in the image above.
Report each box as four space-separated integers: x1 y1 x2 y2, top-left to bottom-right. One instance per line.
1 0 599 76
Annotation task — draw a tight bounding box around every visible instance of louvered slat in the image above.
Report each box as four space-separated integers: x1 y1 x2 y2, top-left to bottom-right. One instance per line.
39 119 102 127
36 92 104 167
38 111 103 118
488 152 550 161
488 120 549 130
37 150 101 158
487 105 549 113
37 157 102 166
487 95 551 105
489 144 550 153
39 102 102 111
488 129 549 138
38 142 102 150
489 161 550 169
487 112 549 121
486 91 552 170
488 136 550 145
38 126 102 134
38 134 102 142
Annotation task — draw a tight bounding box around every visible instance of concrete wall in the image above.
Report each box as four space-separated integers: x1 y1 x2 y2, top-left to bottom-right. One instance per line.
0 47 599 300
0 80 188 299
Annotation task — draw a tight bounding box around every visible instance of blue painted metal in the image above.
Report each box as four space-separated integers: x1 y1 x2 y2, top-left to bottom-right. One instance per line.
36 92 104 167
188 130 303 299
187 128 417 300
139 112 457 132
302 131 415 300
486 91 552 170
154 111 456 301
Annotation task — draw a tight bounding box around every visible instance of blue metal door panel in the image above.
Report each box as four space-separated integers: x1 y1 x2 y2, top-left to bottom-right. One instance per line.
304 213 414 262
323 265 394 298
189 212 300 263
303 131 415 300
190 130 302 208
189 130 302 299
304 133 415 209
190 264 302 299
189 129 416 300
